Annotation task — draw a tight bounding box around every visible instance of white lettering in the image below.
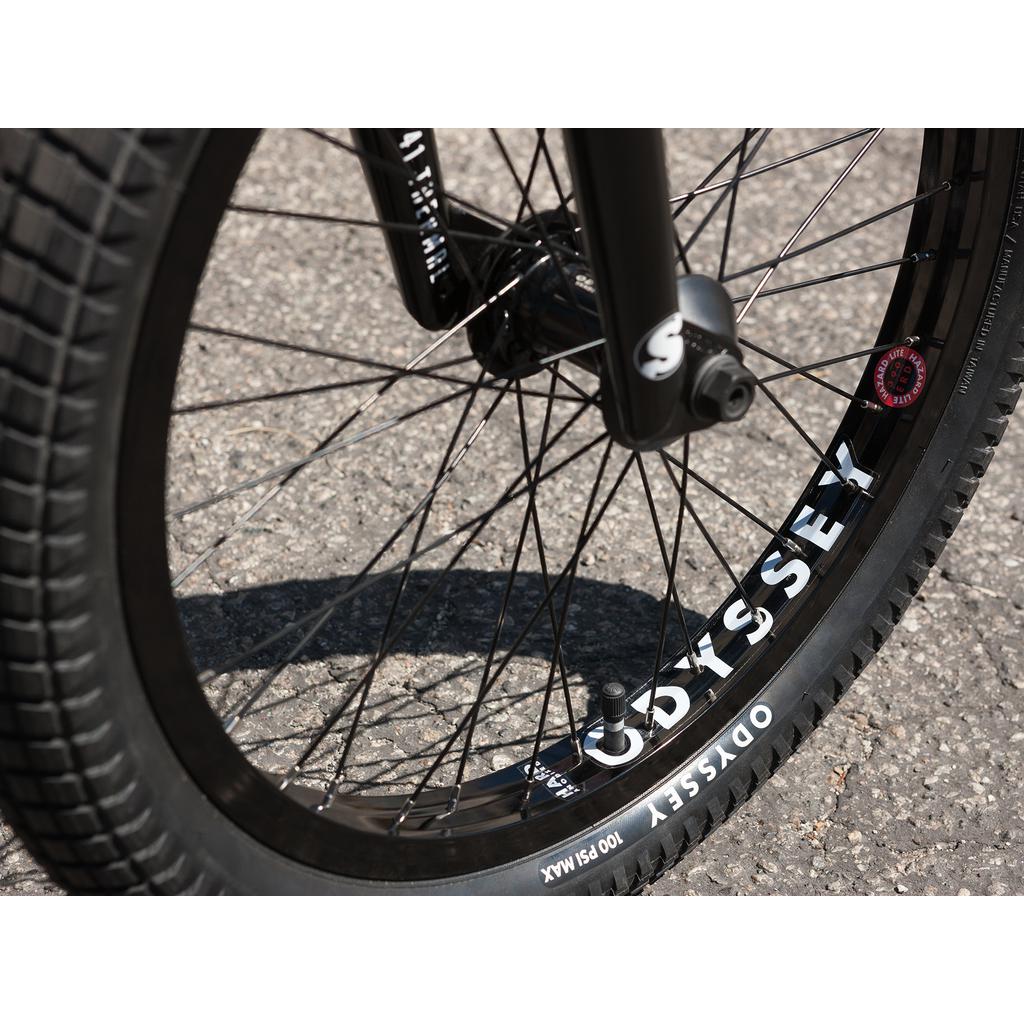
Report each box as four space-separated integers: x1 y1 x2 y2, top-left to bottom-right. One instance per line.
791 504 843 551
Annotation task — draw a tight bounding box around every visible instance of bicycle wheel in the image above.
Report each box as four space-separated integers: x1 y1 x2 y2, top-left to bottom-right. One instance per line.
0 128 1020 893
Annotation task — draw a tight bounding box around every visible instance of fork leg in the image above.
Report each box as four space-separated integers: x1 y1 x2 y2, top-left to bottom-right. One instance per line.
564 129 682 449
352 129 466 330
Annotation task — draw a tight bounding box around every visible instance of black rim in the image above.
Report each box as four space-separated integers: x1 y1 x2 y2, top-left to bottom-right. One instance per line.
117 129 1019 881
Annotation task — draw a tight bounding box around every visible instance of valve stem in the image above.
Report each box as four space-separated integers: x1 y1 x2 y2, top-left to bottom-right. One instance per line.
600 682 628 755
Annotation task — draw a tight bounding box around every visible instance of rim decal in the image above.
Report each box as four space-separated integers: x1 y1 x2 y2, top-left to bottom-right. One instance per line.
874 344 928 408
570 435 875 774
481 434 878 824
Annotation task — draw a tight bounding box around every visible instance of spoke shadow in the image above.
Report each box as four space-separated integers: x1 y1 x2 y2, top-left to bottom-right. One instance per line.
177 569 707 722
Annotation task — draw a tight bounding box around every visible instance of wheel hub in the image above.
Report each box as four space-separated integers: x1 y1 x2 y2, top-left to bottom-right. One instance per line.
467 212 756 448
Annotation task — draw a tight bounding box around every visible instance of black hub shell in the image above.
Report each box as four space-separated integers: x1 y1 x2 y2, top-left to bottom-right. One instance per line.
469 235 755 447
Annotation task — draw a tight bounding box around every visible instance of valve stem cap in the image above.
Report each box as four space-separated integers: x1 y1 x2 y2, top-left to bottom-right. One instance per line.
600 681 628 754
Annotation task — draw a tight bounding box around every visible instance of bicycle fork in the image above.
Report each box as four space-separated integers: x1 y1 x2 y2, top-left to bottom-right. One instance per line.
353 128 755 450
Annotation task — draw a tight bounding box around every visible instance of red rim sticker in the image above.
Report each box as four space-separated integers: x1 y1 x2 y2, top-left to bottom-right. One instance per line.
873 345 927 408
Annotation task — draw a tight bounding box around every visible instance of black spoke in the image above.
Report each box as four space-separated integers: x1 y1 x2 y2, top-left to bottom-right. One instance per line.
537 131 578 250
671 129 766 222
174 376 399 414
682 491 758 621
514 376 583 763
447 374 565 814
737 335 880 410
730 252 932 304
222 604 337 735
756 340 902 386
521 420 613 803
757 381 845 480
171 370 581 415
637 448 693 724
724 180 951 285
669 128 876 203
391 444 632 832
226 203 559 254
302 128 580 263
679 129 770 263
198 403 604 685
222 369 501 735
545 364 598 404
718 130 750 281
314 375 501 809
171 385 478 520
513 130 545 225
634 454 693 648
661 450 802 556
736 129 885 324
188 321 479 377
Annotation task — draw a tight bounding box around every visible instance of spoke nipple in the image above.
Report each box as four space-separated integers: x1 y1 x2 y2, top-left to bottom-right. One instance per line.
441 784 462 818
519 781 536 814
316 787 337 814
682 647 701 673
843 479 873 501
279 765 300 791
390 798 415 834
861 399 885 413
600 682 628 755
223 713 240 735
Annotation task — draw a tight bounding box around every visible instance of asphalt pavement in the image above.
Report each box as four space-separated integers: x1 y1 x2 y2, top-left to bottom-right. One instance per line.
2 129 1021 895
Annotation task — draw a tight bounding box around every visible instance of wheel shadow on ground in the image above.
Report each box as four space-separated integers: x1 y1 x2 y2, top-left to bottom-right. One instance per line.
177 569 708 722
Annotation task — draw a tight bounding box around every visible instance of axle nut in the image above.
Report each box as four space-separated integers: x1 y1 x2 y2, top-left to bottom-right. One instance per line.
692 353 756 423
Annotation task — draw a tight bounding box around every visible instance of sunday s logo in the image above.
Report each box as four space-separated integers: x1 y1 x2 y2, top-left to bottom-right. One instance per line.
634 311 684 381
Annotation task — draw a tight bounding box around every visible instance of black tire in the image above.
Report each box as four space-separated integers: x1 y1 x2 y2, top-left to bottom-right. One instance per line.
1 128 1021 894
